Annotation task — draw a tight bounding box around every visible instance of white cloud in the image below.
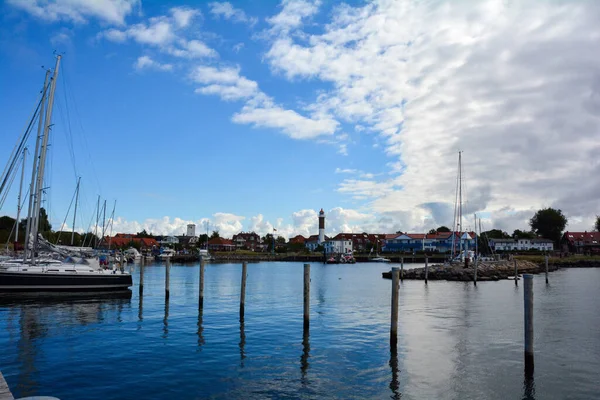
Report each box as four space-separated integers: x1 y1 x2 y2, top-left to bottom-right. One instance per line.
262 0 600 232
267 0 321 33
335 168 357 174
170 6 200 28
191 65 259 100
7 0 139 25
208 2 257 26
134 55 173 72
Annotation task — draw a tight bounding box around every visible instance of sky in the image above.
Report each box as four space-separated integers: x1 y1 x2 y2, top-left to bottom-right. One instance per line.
1 0 599 240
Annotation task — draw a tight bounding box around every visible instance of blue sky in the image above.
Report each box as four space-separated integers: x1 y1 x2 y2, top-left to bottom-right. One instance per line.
1 0 599 238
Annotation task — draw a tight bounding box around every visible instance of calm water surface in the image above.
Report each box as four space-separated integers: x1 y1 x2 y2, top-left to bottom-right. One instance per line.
1 262 599 399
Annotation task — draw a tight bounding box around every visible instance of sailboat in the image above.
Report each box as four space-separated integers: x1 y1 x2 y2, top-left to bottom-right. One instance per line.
450 151 475 263
0 55 132 292
371 238 391 263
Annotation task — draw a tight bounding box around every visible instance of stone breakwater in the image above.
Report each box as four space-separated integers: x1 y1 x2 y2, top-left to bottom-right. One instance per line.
382 260 557 281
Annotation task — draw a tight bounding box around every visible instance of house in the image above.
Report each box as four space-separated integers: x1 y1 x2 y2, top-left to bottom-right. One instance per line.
561 231 600 254
159 236 179 245
383 231 476 253
176 235 199 246
208 237 236 252
323 238 353 255
489 238 554 252
289 235 306 245
305 234 330 251
331 233 386 252
98 235 159 250
232 232 262 250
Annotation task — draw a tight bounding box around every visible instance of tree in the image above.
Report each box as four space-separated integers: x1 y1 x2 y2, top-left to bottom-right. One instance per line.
483 229 510 239
210 230 220 239
530 207 567 244
436 226 451 232
428 228 437 234
0 216 16 231
512 229 535 239
38 207 52 232
595 215 600 232
136 229 153 238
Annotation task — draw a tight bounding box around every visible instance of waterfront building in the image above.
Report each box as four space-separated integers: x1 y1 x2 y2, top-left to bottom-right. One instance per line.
98 234 159 250
288 235 306 245
489 238 554 252
561 231 600 254
186 224 196 237
159 236 179 245
232 231 262 251
305 234 330 251
383 231 476 253
323 238 353 255
332 233 386 252
207 237 235 252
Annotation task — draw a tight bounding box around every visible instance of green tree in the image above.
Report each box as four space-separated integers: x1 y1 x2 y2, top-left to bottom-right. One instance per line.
210 230 220 239
136 229 153 238
512 229 535 239
428 228 436 234
0 216 16 231
38 207 52 233
595 215 600 232
436 226 451 232
530 208 567 244
483 229 510 239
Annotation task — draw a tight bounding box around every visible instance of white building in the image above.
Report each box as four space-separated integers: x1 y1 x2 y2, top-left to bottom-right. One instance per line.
323 239 353 255
160 236 179 245
186 224 196 237
490 238 553 252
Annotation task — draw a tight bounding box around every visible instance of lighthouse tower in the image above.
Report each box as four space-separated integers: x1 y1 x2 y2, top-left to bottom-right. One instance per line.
318 208 325 244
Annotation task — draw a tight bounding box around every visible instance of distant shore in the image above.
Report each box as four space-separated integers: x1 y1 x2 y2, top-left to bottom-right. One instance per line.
161 253 449 264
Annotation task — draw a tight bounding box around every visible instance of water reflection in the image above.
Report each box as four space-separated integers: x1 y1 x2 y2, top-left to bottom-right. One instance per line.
389 346 401 399
197 309 204 348
138 294 143 323
523 373 535 400
300 328 310 386
163 297 169 339
0 291 132 398
239 319 246 367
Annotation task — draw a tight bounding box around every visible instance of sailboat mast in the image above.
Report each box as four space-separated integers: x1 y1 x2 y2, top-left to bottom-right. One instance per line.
23 70 50 263
70 177 80 245
32 55 61 263
101 199 107 239
458 151 463 256
94 195 100 248
14 148 27 243
474 214 478 258
107 200 116 250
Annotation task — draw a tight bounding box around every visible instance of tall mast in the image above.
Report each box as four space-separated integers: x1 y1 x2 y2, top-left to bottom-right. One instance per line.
458 151 463 256
31 55 61 263
94 195 100 248
474 214 478 257
23 70 50 262
107 200 116 250
14 148 27 243
70 177 80 245
101 199 107 239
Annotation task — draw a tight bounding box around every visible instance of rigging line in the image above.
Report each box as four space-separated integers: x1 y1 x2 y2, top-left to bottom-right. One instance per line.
64 63 102 195
55 97 78 181
0 79 48 186
60 68 78 180
54 180 78 244
0 159 20 209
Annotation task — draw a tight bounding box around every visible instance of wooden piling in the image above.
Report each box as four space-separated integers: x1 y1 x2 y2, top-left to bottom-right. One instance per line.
199 258 205 309
424 256 428 284
545 255 549 284
303 263 310 329
165 262 170 299
139 263 144 296
524 274 534 376
240 261 247 320
400 257 404 282
473 255 478 286
514 259 518 286
390 267 399 347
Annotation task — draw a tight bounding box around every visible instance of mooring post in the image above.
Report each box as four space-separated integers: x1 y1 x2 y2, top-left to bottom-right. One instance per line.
240 261 247 320
139 262 144 296
474 254 478 286
303 263 310 329
390 267 400 347
545 255 549 284
524 274 534 376
165 261 170 299
199 258 205 309
514 259 518 286
424 256 429 284
400 257 404 282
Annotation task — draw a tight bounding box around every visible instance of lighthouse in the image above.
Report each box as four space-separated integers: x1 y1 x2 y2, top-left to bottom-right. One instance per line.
318 208 325 244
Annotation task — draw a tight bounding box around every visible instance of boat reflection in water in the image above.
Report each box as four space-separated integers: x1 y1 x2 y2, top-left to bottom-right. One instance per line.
0 291 132 398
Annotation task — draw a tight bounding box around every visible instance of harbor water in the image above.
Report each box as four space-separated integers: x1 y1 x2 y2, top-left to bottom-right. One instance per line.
1 261 599 399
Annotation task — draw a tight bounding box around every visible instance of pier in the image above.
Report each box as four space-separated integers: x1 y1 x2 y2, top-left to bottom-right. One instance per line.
0 372 13 400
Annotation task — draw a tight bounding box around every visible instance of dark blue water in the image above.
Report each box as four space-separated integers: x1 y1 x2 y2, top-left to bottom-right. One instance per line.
1 262 599 399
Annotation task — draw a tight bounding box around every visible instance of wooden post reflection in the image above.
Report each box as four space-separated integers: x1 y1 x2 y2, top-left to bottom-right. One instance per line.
197 308 205 348
389 345 401 399
301 327 310 385
239 318 246 367
162 297 169 338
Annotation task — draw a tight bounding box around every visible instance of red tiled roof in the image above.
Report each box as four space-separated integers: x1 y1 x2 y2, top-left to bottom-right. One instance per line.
208 237 234 245
289 235 306 244
563 231 600 243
